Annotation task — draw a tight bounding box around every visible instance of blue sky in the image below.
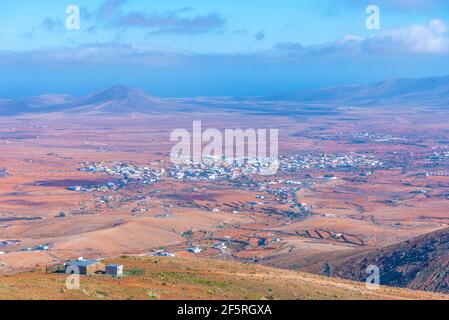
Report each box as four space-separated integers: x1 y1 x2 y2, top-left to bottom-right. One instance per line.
1 0 449 97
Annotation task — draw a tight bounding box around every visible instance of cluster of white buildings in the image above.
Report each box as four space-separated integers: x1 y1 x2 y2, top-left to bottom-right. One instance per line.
70 162 163 192
21 243 51 252
166 159 269 181
279 153 383 171
429 150 449 163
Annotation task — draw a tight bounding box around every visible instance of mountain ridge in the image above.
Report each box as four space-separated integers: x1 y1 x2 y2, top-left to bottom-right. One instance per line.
33 85 179 114
271 75 449 107
1 75 449 116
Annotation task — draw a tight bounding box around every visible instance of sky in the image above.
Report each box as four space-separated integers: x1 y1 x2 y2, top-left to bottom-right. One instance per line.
1 0 449 98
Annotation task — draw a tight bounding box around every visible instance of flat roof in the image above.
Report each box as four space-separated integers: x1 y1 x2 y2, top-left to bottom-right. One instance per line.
66 259 100 267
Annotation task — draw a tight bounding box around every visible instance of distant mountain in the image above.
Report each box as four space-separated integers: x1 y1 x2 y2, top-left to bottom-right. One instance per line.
1 76 449 116
0 86 191 116
333 227 449 294
273 75 449 107
0 100 32 116
0 95 74 115
40 85 184 114
24 94 74 109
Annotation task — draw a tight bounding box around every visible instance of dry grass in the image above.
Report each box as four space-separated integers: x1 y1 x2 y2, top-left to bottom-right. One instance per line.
0 256 447 300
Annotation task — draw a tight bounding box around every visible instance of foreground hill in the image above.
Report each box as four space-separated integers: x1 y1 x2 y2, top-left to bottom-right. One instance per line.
0 256 446 300
333 228 449 294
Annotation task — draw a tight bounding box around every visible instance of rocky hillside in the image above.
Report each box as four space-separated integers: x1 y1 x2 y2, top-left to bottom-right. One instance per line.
333 228 449 294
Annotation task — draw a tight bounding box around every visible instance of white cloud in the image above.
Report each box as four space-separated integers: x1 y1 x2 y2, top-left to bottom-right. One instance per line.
372 19 449 54
429 19 447 35
276 20 449 56
1 20 449 69
0 43 191 66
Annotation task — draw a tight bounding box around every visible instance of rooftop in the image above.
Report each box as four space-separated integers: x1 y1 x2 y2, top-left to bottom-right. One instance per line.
66 259 100 267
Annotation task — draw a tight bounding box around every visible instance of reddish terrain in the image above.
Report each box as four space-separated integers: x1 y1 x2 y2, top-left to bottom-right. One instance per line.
0 102 447 296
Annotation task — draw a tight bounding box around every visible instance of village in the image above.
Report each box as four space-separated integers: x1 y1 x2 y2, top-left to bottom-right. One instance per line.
71 150 386 192
46 150 393 261
0 144 447 275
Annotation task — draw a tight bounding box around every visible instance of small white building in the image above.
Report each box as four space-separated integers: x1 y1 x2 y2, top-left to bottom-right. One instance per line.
154 250 175 257
189 247 203 253
187 247 202 254
106 264 123 277
213 242 227 250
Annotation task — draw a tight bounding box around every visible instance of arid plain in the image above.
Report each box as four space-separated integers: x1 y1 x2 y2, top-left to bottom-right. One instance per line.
0 98 448 284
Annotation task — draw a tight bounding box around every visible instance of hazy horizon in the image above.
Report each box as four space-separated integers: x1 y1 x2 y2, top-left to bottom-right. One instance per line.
2 73 449 100
2 0 449 98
